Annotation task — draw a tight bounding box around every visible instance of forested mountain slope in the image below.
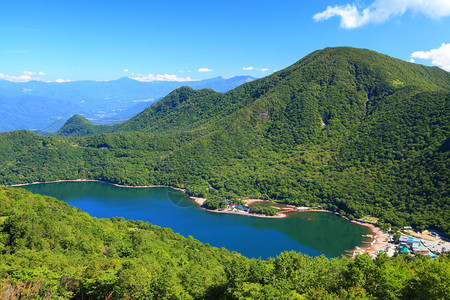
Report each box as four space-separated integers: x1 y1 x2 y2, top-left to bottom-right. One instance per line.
58 46 449 137
1 187 448 299
0 47 449 235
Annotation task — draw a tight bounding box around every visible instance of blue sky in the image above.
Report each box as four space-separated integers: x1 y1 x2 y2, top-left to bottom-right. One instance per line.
1 0 449 82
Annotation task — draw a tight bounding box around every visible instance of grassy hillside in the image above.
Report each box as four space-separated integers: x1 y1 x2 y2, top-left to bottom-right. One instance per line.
1 186 449 299
0 47 449 235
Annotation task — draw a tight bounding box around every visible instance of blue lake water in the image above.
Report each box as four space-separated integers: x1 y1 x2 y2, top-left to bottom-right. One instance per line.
22 181 371 259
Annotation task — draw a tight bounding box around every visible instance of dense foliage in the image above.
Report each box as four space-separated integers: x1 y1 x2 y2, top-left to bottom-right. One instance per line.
57 114 112 137
1 187 449 299
0 187 235 299
249 203 278 216
0 47 449 237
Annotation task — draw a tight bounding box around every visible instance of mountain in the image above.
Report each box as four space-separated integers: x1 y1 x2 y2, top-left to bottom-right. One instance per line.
56 114 111 137
59 47 450 137
0 75 254 132
0 47 449 236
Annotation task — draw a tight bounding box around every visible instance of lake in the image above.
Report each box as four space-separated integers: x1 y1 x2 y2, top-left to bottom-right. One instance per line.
22 181 371 259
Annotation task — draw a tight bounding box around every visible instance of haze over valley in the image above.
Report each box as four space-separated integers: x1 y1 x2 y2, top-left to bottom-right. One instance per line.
0 75 253 132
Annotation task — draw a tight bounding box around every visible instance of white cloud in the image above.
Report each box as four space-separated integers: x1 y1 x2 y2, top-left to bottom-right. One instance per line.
243 66 269 72
0 70 74 83
411 43 450 71
0 71 42 82
0 70 66 82
123 69 129 72
313 0 450 29
55 78 72 83
409 58 415 63
314 4 369 29
198 67 213 72
8 75 32 82
131 73 196 82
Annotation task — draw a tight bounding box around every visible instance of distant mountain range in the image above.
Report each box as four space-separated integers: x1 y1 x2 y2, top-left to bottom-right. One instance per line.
0 75 254 132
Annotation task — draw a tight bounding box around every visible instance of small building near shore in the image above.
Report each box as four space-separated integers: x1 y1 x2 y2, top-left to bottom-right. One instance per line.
398 245 410 254
429 231 440 238
406 237 421 246
399 236 408 243
412 244 429 255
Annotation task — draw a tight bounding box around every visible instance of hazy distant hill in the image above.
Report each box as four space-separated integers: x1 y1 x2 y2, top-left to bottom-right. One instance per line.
1 47 449 236
0 75 254 132
0 95 80 132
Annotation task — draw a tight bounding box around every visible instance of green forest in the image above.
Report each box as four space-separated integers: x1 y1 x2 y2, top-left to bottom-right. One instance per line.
1 187 449 299
0 46 449 299
0 47 448 236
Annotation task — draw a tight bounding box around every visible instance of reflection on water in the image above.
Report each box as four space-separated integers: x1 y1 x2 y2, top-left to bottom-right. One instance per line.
22 181 370 259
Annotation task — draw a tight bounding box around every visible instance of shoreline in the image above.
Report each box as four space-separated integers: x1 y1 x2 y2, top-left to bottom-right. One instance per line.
272 207 390 256
8 179 284 219
199 206 286 218
190 194 286 218
9 179 186 191
347 220 389 257
304 209 390 256
8 179 387 251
